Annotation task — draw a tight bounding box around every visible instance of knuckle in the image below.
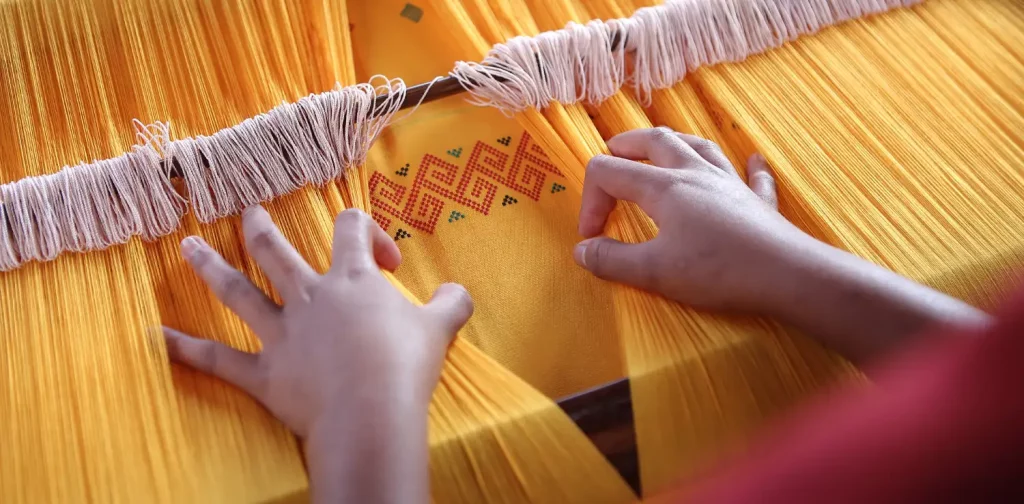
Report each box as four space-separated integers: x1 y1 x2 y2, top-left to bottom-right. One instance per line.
650 127 676 144
588 241 609 276
216 271 252 304
247 229 276 251
341 262 373 281
752 171 776 188
661 170 690 192
335 208 369 228
189 245 212 269
585 154 610 175
197 340 220 373
693 138 718 153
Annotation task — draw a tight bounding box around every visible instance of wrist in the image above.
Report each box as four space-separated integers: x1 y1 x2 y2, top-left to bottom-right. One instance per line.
754 231 875 324
733 228 834 319
303 385 431 504
315 378 431 434
747 233 991 364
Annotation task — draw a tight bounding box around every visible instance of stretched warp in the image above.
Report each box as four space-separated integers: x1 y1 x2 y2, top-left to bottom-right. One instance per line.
1 0 1022 502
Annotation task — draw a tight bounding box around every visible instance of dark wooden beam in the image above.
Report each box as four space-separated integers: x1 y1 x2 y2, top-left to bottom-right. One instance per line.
556 377 639 496
160 31 631 179
376 29 627 111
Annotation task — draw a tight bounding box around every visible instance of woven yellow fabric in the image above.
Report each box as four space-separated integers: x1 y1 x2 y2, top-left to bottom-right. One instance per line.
351 0 625 399
345 8 634 498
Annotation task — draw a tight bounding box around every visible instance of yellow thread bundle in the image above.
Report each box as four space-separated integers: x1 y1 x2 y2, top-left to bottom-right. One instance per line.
431 0 1023 495
1 0 633 501
2 0 1023 502
700 0 1024 285
429 0 856 493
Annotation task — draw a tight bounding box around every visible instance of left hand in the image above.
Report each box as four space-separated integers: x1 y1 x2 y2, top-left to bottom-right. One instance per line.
162 206 473 439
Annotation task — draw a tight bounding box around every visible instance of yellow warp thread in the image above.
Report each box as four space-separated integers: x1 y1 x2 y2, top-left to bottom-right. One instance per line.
429 0 857 494
349 0 628 399
2 0 1023 501
2 0 636 501
695 0 1024 298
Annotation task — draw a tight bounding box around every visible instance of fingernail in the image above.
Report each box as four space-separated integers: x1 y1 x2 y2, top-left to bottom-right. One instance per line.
574 240 591 268
180 236 205 260
750 153 766 166
242 205 262 217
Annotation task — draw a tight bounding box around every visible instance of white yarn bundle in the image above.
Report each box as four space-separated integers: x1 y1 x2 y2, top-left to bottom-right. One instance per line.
0 77 406 271
452 0 922 112
0 132 185 271
173 77 405 223
451 20 628 114
0 0 925 272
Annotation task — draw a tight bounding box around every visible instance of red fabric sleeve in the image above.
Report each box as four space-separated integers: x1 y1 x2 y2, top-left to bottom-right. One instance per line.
674 286 1024 503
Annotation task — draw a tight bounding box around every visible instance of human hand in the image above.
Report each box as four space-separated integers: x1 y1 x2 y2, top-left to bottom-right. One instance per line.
575 128 990 363
162 206 473 440
574 127 811 313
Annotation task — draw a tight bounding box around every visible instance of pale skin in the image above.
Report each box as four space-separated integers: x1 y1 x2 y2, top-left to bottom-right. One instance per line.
164 127 991 503
164 208 473 503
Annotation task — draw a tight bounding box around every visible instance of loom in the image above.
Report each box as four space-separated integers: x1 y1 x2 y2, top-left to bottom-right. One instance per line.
1 0 1022 501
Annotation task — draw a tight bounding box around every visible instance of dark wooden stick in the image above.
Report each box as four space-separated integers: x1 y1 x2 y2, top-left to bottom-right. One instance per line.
389 76 468 109
163 31 630 178
375 29 628 111
557 377 640 496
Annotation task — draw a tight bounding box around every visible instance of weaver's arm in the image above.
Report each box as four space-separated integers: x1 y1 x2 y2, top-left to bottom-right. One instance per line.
162 206 473 504
573 128 990 365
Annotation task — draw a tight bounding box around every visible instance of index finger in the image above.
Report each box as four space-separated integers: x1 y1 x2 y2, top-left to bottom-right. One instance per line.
605 127 702 167
329 209 401 277
241 206 317 303
673 133 737 175
579 155 672 237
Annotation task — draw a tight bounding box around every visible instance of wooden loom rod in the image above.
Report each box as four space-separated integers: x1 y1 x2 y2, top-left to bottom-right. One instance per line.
162 30 628 178
557 377 640 495
378 29 627 110
386 75 469 110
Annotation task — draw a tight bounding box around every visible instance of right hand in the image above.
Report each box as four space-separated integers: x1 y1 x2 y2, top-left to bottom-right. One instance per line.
574 127 813 313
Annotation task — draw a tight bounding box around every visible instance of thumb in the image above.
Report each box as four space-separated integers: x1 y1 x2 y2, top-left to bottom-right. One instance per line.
574 237 656 290
746 153 778 211
423 283 474 342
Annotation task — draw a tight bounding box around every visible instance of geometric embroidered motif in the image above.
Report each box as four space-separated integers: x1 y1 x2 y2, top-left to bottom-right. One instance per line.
399 3 424 23
448 210 466 223
369 132 565 235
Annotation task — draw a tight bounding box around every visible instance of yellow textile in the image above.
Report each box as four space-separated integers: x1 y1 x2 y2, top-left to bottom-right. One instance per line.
427 0 854 492
349 0 625 399
1 0 1023 502
0 0 633 502
424 0 1024 494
